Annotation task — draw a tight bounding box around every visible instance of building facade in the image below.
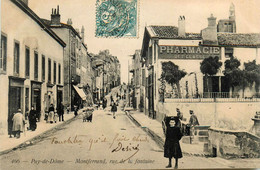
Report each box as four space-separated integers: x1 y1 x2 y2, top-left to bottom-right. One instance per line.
42 8 91 110
1 0 66 135
92 50 121 102
140 4 260 123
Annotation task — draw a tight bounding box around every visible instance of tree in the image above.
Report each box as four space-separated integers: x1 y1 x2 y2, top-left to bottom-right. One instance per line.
244 60 260 94
161 61 187 98
223 58 259 98
200 56 222 93
223 56 241 96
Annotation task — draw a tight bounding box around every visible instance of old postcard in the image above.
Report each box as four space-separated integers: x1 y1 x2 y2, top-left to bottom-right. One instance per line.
1 0 260 169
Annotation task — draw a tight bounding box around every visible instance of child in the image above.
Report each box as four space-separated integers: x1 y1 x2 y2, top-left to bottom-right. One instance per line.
111 101 117 119
164 116 183 169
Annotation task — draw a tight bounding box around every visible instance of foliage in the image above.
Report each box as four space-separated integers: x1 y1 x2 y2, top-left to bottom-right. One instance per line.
223 57 260 97
161 61 187 97
161 61 187 85
223 56 241 92
244 60 260 93
200 56 222 76
200 56 222 93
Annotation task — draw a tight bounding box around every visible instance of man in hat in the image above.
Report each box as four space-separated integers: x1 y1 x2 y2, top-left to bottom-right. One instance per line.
12 109 25 138
176 108 183 121
188 110 199 143
189 110 199 126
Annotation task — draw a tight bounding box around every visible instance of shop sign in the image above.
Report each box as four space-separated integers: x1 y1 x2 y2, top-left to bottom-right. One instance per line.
159 45 221 60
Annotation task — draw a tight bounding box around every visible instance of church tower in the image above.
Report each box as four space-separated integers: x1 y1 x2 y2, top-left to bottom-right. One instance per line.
229 3 235 20
217 3 236 33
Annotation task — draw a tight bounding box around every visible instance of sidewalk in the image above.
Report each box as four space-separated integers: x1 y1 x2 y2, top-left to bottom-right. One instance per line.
0 112 75 155
126 109 210 157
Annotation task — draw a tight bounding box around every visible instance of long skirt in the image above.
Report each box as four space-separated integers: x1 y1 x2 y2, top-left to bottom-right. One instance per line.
164 140 183 159
48 111 54 123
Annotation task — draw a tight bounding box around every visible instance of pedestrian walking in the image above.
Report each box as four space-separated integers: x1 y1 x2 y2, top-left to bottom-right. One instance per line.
164 116 183 169
48 104 55 123
111 101 117 119
12 109 25 139
28 106 37 131
188 110 199 143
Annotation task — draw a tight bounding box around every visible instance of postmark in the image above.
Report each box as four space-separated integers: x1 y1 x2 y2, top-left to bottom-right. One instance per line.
95 0 138 38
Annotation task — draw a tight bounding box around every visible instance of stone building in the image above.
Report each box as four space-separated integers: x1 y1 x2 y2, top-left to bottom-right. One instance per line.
140 3 260 128
92 50 121 102
129 50 142 110
42 7 92 110
1 0 66 135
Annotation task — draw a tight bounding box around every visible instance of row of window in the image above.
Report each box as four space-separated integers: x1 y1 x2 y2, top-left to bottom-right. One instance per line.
1 34 61 84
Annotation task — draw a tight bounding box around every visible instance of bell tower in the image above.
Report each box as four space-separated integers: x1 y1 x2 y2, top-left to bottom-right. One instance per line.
229 3 235 20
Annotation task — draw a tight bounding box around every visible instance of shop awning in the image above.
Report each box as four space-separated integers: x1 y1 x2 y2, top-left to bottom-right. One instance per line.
73 85 86 100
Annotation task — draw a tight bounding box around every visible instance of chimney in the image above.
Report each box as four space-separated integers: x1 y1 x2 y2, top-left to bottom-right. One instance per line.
201 14 218 45
67 18 73 25
21 0 28 6
81 26 85 43
178 16 186 37
51 5 61 26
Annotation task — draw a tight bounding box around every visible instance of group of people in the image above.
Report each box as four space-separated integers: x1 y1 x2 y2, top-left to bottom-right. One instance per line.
163 108 199 169
45 103 65 123
8 107 40 139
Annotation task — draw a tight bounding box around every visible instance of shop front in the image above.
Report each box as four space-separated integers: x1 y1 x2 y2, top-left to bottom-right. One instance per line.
8 77 25 133
31 81 42 121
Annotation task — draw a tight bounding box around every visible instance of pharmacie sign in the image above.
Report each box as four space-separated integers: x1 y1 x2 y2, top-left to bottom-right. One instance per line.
159 45 221 60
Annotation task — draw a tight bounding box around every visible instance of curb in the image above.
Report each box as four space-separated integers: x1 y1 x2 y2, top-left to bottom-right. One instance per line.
0 115 76 156
126 111 210 158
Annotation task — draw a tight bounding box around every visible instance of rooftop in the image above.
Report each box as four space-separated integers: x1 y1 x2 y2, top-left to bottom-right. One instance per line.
11 0 66 47
217 33 260 47
149 25 202 39
146 25 260 47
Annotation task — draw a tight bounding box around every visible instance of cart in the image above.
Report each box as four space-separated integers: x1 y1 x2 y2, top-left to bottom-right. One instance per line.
83 107 94 122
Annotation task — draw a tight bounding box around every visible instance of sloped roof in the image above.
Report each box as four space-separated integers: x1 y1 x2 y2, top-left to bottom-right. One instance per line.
41 19 82 39
11 0 66 47
217 33 260 47
149 26 202 39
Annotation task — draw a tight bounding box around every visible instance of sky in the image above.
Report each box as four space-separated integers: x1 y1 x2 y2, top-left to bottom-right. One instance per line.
29 0 260 83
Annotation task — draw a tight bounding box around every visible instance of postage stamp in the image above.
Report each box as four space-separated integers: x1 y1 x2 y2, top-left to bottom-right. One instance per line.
95 0 138 38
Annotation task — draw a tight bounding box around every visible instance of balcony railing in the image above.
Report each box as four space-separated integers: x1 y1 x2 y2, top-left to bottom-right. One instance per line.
162 92 260 103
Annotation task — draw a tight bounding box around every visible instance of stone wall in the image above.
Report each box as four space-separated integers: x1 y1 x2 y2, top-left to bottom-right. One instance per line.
208 128 260 158
156 101 260 131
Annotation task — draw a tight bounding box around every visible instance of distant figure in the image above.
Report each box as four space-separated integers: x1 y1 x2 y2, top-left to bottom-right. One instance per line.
102 98 107 109
48 104 55 123
188 110 199 142
164 117 183 169
111 101 117 119
74 106 78 117
12 109 25 139
29 106 37 131
189 110 199 127
57 102 64 122
176 108 183 120
110 95 114 103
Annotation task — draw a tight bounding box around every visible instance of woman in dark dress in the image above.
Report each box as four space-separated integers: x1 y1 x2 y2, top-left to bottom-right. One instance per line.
164 116 183 169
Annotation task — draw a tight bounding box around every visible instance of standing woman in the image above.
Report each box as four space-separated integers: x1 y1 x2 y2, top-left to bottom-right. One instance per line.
48 104 55 123
164 117 183 169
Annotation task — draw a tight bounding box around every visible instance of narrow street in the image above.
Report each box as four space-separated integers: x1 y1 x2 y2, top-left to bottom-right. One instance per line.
0 105 240 170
